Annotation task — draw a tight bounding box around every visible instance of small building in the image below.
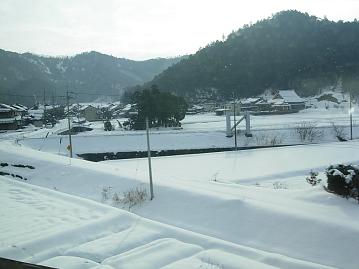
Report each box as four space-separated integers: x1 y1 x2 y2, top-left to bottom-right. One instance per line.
120 104 137 118
80 105 100 122
215 108 229 116
269 99 291 112
273 90 305 111
28 107 44 127
256 100 272 112
186 105 204 115
200 102 218 112
240 97 262 112
0 104 22 130
11 104 28 117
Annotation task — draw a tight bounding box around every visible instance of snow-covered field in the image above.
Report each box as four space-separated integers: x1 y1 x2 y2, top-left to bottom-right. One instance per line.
3 176 303 269
1 139 359 268
9 107 359 156
1 105 359 268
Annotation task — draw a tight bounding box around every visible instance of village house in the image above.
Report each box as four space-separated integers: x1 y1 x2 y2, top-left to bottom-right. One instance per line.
79 105 100 122
0 103 22 130
186 105 204 115
239 97 262 112
120 104 138 118
273 89 306 111
199 102 218 112
28 104 56 127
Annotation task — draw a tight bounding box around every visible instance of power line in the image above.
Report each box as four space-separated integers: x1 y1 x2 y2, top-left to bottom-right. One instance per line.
0 93 67 98
72 92 121 97
1 91 121 98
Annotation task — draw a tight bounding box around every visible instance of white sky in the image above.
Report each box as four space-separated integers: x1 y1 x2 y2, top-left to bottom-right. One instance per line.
0 0 358 60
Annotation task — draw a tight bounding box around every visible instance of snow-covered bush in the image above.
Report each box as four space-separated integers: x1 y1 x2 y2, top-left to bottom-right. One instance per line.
112 192 121 206
295 121 323 142
104 120 113 131
199 258 224 269
306 170 321 186
255 133 283 146
331 122 347 141
122 187 148 210
326 164 359 201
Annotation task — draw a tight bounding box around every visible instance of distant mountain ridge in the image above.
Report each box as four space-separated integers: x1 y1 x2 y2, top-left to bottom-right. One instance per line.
0 49 184 105
145 10 359 99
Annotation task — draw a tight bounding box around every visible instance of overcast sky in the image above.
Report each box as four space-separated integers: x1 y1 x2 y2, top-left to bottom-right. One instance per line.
0 0 358 60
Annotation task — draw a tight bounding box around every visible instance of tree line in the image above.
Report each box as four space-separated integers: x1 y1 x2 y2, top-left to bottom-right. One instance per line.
142 10 359 99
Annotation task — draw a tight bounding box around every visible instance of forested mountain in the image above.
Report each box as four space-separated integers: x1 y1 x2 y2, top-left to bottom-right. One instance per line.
0 50 183 105
146 10 359 99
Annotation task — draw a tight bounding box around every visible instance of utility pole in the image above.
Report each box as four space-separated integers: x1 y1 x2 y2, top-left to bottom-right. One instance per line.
43 89 46 106
146 117 154 200
233 92 238 150
52 90 55 106
66 91 73 158
350 93 353 140
43 89 46 124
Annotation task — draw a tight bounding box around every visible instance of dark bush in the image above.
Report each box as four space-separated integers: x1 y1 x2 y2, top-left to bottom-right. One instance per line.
326 164 359 201
104 121 113 131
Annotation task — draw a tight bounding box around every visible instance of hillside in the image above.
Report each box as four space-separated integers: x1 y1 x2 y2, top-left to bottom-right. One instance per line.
0 50 183 105
147 10 359 99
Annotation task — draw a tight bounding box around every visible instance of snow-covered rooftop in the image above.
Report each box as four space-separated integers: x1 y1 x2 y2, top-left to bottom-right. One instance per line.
276 90 304 103
0 103 14 112
240 97 261 105
11 104 27 111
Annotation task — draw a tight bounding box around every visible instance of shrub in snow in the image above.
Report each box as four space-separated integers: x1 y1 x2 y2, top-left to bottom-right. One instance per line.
306 170 321 186
108 187 148 211
295 121 323 142
331 122 347 141
200 258 224 269
112 192 121 206
101 186 113 202
104 120 113 131
326 164 359 201
254 133 283 146
121 187 148 211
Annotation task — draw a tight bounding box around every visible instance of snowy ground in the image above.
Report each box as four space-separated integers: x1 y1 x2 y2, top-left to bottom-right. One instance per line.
105 142 359 185
1 140 359 268
1 106 359 268
0 176 335 269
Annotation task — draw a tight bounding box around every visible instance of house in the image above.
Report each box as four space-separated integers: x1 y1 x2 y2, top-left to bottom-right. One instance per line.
108 102 124 116
215 108 229 116
256 100 272 112
11 104 28 117
186 105 204 115
120 104 138 118
0 103 22 130
273 90 305 111
200 102 218 112
269 99 291 112
28 106 44 127
239 97 262 112
79 105 100 122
